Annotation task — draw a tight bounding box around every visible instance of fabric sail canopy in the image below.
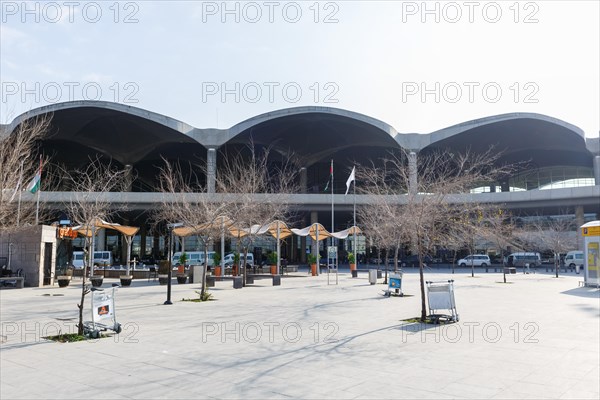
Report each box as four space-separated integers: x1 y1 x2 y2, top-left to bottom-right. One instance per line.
74 218 139 237
170 219 360 241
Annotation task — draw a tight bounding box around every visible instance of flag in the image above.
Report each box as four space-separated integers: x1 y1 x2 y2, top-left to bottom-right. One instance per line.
324 160 333 192
345 166 355 195
26 159 42 194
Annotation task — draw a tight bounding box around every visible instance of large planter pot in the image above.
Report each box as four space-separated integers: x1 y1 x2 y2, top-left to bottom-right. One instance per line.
120 275 133 287
176 275 187 284
350 263 356 271
311 264 317 276
90 275 103 287
214 266 221 277
57 276 71 288
232 265 238 276
270 265 277 275
158 274 169 285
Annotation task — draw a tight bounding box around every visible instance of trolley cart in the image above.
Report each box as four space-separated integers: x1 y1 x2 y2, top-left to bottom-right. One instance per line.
383 272 403 297
83 283 122 338
426 280 459 323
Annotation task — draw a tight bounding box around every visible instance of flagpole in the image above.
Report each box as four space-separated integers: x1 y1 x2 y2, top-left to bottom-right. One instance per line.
353 169 357 267
17 160 24 226
35 156 42 225
330 159 334 249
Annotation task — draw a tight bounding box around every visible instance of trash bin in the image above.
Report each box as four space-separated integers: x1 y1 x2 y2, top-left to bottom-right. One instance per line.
576 264 581 274
369 269 377 285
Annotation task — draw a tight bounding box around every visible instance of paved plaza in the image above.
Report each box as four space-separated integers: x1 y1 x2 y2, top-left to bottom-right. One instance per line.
1 268 599 399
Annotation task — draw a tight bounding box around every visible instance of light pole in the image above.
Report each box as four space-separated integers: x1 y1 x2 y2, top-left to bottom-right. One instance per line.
165 222 183 305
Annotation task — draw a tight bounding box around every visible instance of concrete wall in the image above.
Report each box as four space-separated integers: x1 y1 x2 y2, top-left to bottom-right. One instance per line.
0 225 57 287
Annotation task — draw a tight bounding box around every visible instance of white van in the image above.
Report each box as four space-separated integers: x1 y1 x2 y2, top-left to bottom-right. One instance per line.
457 254 491 267
564 251 584 267
93 251 113 267
172 251 215 267
223 252 254 267
72 251 85 269
506 252 541 267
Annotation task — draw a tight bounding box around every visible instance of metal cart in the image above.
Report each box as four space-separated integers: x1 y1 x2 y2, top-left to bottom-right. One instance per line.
83 284 122 338
383 272 403 297
426 280 459 323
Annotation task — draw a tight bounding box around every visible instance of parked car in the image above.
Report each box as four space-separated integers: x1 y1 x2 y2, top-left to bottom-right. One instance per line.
564 251 584 267
457 255 491 267
72 251 85 269
505 252 541 268
401 255 433 266
223 252 254 268
172 251 216 267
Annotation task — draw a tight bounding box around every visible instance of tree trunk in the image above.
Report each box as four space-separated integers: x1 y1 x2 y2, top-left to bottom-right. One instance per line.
419 258 427 322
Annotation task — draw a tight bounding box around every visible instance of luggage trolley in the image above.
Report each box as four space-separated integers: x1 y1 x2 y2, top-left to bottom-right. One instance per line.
383 272 403 297
83 284 122 338
426 280 459 323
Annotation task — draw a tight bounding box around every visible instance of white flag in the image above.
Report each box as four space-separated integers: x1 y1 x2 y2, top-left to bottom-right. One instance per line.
345 166 355 196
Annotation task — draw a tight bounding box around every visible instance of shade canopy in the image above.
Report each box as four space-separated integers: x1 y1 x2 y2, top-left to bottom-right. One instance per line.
172 216 233 237
74 218 139 237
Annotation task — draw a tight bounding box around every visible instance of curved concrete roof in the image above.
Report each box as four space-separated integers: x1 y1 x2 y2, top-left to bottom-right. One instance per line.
8 101 594 166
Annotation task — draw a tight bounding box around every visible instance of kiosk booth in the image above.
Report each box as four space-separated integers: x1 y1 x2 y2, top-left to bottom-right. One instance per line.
581 221 600 287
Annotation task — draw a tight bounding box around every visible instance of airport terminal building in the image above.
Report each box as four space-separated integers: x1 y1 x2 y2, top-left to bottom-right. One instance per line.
3 101 600 264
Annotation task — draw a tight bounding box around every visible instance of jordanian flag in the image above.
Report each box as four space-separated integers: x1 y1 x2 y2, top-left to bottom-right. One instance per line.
26 162 42 194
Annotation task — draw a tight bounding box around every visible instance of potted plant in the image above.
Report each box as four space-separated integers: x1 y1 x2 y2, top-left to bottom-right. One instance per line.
177 252 188 275
90 274 103 287
213 252 222 277
307 253 317 276
57 265 72 287
120 272 133 286
176 274 188 284
158 260 170 285
268 252 278 275
348 252 356 271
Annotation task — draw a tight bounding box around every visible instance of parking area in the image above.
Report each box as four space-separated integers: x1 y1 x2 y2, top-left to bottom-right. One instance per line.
1 270 599 399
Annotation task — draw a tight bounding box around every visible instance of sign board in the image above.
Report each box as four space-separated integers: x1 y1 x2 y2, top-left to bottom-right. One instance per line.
57 227 78 239
581 221 600 287
327 246 337 258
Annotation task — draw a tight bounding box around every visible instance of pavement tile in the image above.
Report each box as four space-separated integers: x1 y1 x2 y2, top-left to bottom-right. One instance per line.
1 271 598 399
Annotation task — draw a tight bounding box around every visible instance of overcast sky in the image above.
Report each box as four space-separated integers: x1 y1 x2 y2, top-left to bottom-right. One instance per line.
1 1 598 137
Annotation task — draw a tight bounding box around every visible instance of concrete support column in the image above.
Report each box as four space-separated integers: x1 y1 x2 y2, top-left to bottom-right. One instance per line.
408 151 417 195
96 229 105 251
207 148 217 194
300 167 307 193
576 206 585 251
593 155 600 185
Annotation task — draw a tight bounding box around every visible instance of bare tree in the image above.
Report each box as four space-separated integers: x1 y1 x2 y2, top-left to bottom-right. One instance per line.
527 213 577 278
0 115 52 230
216 144 298 286
359 148 512 321
481 207 519 283
61 157 129 335
156 159 230 299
